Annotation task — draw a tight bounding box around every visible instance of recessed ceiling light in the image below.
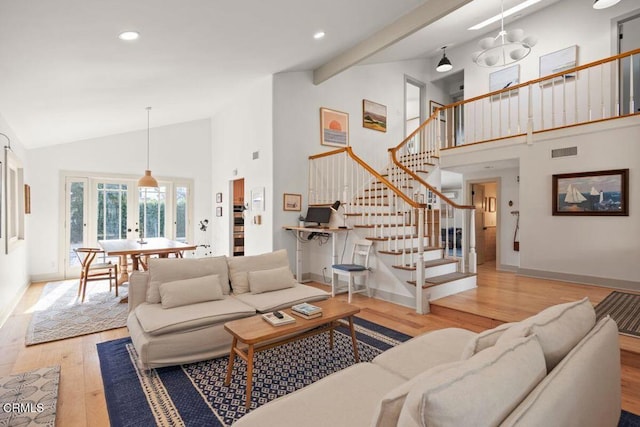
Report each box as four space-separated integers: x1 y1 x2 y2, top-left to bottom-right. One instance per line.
468 0 542 31
118 31 140 41
313 31 326 40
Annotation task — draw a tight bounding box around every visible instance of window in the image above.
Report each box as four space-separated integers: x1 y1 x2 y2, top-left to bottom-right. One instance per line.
5 149 25 253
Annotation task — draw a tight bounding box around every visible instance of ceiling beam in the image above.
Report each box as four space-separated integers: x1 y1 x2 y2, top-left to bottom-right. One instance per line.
313 0 473 85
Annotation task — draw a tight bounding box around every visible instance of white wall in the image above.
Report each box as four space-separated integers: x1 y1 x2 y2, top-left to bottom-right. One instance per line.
27 119 213 279
0 114 30 325
210 76 274 257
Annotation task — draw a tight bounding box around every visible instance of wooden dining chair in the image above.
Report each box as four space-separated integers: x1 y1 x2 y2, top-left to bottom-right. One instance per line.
74 248 119 302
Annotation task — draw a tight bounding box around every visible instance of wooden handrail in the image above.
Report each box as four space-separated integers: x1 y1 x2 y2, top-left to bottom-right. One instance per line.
446 47 640 110
309 147 423 208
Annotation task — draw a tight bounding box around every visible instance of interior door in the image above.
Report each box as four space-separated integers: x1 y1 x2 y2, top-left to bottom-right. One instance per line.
472 184 485 265
64 177 88 278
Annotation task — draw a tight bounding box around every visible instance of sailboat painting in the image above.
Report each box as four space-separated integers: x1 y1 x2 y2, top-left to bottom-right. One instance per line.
552 169 629 216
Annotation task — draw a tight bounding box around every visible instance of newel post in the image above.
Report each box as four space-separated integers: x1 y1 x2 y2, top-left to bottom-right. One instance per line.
468 208 477 274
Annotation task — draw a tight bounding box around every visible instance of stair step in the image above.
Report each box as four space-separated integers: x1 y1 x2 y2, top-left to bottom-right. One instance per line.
392 258 458 271
378 246 442 255
407 272 477 289
357 195 389 200
367 234 417 241
365 185 413 191
354 223 412 228
345 212 401 216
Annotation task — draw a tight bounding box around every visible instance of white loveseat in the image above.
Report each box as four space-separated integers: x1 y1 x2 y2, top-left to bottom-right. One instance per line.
234 297 621 427
126 249 329 369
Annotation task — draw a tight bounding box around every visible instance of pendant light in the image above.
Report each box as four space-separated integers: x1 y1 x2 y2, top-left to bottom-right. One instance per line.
436 47 453 72
138 106 159 188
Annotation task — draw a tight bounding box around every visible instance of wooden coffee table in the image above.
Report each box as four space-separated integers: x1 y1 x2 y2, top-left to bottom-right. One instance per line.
224 299 361 409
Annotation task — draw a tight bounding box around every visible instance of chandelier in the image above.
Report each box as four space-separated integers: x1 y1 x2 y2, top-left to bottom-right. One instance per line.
471 1 537 68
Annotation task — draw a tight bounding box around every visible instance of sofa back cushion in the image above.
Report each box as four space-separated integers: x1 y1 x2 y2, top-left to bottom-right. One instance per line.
228 249 290 294
460 322 516 359
496 297 595 372
159 274 224 309
248 266 296 294
146 256 230 303
398 334 546 427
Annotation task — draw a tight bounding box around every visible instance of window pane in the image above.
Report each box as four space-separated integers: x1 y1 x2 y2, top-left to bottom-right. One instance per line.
69 182 84 267
139 186 166 238
97 183 128 240
175 186 187 242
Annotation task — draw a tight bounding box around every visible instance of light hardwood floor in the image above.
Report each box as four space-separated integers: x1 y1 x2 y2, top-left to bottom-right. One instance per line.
0 262 638 426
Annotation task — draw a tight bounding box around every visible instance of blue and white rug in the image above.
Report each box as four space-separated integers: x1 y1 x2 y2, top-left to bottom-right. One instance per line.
98 317 410 427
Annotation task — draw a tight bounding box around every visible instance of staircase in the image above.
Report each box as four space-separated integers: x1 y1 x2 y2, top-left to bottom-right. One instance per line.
308 145 477 314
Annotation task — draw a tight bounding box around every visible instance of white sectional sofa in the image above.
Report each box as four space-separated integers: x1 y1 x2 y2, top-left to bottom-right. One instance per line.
126 249 329 369
234 297 622 427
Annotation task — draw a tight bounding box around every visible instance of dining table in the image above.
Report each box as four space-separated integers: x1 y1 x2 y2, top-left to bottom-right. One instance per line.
98 237 197 287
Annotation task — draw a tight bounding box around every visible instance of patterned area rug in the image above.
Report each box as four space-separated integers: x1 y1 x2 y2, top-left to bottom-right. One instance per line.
97 317 410 427
0 366 60 427
26 280 127 346
595 291 640 337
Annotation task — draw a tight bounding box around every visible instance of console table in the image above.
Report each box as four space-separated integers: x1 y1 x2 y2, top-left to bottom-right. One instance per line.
283 226 350 288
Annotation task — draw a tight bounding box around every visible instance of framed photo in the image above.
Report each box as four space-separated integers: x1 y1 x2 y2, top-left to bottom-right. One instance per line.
490 64 519 100
429 101 445 121
216 206 222 217
540 45 578 83
283 193 301 211
362 99 387 132
216 192 222 203
488 197 496 213
552 169 628 216
320 107 349 147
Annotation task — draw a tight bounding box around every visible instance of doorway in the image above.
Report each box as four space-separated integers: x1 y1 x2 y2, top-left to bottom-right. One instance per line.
232 178 245 256
471 181 498 266
618 13 640 115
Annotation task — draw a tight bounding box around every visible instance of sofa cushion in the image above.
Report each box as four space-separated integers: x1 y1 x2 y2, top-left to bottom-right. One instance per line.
146 256 230 303
372 361 463 427
460 322 516 359
234 283 329 312
159 274 224 309
248 266 296 294
228 249 290 294
233 363 406 427
372 328 476 379
496 297 595 372
134 297 256 336
398 334 546 427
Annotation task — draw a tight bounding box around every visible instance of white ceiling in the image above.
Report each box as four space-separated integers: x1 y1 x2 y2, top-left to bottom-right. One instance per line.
0 0 561 148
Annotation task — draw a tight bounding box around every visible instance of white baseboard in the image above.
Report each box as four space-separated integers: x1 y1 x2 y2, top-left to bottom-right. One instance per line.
517 268 640 292
30 273 66 283
0 279 30 329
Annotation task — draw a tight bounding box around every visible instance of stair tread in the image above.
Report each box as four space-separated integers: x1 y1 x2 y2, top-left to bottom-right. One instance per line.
378 246 442 255
367 234 417 241
407 272 477 288
392 258 458 271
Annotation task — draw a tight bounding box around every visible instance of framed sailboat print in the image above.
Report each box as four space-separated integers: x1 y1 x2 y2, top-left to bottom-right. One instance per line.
552 169 629 216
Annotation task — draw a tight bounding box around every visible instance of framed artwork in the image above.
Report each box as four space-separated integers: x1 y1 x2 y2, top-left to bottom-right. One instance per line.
320 107 349 147
216 206 222 217
216 192 222 203
552 169 628 216
490 64 519 100
251 187 265 211
362 99 387 132
24 184 31 214
540 45 578 83
488 197 496 212
283 193 302 211
429 101 445 121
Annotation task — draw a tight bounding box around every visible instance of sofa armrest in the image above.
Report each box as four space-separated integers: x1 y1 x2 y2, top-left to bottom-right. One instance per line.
128 271 150 313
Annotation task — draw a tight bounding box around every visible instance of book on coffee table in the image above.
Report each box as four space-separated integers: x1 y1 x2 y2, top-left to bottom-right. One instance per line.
291 302 323 316
262 312 296 326
291 310 323 320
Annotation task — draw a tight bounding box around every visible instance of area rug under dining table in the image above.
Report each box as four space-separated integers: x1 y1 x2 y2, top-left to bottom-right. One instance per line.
26 279 127 346
97 317 410 427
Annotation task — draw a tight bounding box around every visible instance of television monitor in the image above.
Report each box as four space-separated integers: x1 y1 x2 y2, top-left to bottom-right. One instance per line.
304 206 332 227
